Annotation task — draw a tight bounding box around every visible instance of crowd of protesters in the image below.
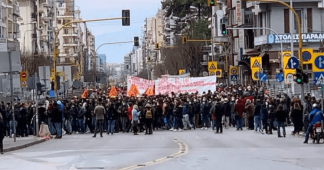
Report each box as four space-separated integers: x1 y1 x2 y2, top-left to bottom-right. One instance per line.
0 84 323 153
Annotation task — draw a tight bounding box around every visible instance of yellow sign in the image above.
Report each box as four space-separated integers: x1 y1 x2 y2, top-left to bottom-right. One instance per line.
179 69 185 75
282 51 296 83
215 69 222 78
312 52 324 72
209 71 216 76
208 61 217 71
250 57 262 69
251 69 260 81
20 71 28 88
57 71 65 77
229 66 238 76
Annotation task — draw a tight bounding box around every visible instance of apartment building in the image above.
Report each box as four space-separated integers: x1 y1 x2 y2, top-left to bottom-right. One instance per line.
0 0 21 50
224 0 324 84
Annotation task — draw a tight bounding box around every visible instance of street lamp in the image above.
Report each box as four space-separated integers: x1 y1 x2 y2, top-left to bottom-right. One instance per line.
52 17 128 97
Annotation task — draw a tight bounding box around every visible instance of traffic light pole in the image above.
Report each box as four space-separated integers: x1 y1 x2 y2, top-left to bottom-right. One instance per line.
244 0 304 103
53 17 127 97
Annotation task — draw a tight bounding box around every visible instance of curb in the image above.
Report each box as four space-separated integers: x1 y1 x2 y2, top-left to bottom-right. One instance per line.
4 139 47 153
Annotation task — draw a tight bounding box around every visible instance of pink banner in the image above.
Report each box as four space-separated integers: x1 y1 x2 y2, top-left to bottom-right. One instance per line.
127 76 155 94
155 76 216 94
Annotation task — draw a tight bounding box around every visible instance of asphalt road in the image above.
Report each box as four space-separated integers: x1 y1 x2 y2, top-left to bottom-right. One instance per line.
1 127 324 170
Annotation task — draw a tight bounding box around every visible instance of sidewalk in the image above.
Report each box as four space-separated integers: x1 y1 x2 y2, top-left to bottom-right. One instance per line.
3 136 47 152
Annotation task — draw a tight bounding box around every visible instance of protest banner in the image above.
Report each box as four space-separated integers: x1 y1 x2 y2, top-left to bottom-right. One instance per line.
155 76 216 94
127 76 155 94
161 73 190 79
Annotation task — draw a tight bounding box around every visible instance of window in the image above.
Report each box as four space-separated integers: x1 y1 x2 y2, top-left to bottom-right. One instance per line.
64 29 68 34
284 9 289 33
57 19 61 24
307 8 312 33
294 9 302 30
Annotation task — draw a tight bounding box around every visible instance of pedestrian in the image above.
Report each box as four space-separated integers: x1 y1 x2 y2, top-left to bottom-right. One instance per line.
51 102 63 139
214 98 224 133
254 99 262 133
290 103 303 135
223 98 231 129
107 102 117 135
0 113 5 154
245 99 254 130
275 104 287 138
93 102 106 138
144 104 153 135
234 99 244 130
260 104 268 134
132 104 141 135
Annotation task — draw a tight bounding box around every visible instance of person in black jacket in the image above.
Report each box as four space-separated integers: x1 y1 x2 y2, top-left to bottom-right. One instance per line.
275 104 287 138
214 99 224 133
51 102 62 139
106 102 116 135
84 104 94 133
18 104 28 137
193 99 201 128
290 103 303 135
260 104 268 134
223 98 231 129
0 113 5 154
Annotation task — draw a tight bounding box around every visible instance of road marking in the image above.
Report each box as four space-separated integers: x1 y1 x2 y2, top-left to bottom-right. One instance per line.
118 139 188 170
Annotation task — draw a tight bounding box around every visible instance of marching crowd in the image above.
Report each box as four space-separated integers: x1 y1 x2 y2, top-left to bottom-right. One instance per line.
0 84 324 154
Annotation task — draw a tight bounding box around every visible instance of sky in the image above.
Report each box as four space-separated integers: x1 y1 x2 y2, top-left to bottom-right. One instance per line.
75 0 162 64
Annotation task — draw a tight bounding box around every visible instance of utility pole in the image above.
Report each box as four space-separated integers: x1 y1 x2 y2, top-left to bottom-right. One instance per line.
8 50 16 142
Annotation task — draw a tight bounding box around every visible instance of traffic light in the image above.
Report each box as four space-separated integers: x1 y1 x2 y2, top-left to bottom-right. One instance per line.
182 35 187 45
36 83 46 95
134 36 139 46
207 0 216 6
155 43 159 49
302 72 309 84
294 68 303 84
51 81 54 90
221 24 227 35
122 10 130 26
224 72 228 78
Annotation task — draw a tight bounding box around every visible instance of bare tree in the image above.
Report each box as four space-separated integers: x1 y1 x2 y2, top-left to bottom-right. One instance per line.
20 51 51 75
161 37 205 77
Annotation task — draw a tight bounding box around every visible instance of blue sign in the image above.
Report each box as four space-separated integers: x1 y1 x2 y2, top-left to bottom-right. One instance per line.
267 33 324 44
49 90 55 98
276 73 284 82
259 73 267 82
286 57 299 69
314 72 324 85
314 55 324 69
230 75 237 81
302 51 311 62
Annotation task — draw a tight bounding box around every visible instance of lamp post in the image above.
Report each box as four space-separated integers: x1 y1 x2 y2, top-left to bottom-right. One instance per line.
52 17 127 97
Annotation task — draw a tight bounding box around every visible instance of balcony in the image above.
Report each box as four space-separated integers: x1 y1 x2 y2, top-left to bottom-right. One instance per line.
63 33 78 37
63 41 78 46
13 6 20 16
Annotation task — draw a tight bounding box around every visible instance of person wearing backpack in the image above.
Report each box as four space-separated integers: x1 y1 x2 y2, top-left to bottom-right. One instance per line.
144 104 153 135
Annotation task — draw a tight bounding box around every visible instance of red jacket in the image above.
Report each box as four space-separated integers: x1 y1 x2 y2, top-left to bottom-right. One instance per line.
234 99 245 118
127 106 133 120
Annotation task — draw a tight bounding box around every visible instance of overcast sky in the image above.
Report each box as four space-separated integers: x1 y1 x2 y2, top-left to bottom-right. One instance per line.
75 0 162 63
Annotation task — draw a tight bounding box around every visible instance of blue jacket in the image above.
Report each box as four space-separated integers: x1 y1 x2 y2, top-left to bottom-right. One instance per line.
309 108 323 125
